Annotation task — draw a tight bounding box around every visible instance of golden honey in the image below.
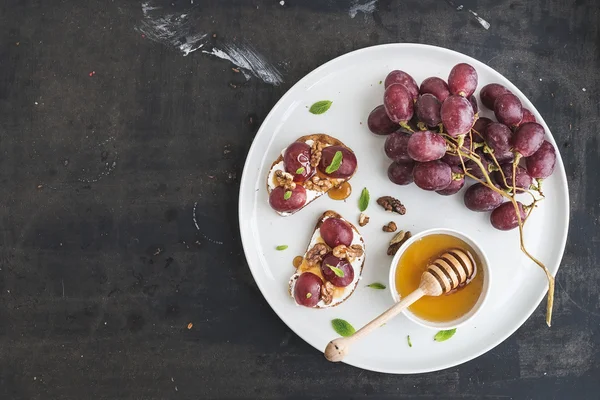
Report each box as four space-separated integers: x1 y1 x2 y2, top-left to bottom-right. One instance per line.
395 234 484 322
328 182 352 201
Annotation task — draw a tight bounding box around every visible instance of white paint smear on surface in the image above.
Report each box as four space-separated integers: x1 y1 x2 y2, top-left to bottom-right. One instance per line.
137 2 208 56
468 9 491 30
136 1 283 85
203 43 283 86
349 0 378 18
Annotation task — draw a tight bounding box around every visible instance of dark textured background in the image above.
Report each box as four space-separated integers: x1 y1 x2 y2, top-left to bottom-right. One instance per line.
0 0 598 399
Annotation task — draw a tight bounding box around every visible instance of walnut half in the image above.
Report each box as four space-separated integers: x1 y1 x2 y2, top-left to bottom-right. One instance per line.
303 175 333 192
274 170 296 190
321 281 335 305
387 230 412 256
333 244 364 263
358 213 370 227
305 243 330 266
382 221 397 232
310 140 326 167
377 196 406 215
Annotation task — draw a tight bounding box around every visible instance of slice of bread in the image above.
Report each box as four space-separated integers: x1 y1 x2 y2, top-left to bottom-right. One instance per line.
288 211 366 308
266 134 357 216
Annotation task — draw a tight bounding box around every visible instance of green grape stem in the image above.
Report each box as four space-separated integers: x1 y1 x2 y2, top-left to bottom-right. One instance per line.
448 137 555 327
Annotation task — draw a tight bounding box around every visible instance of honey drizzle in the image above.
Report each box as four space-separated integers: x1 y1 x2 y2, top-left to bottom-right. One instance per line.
328 182 352 201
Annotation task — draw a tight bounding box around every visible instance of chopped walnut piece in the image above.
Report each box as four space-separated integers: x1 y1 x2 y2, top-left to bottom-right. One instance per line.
321 281 335 305
358 213 370 227
305 243 330 266
382 221 397 232
303 175 333 192
387 230 412 256
377 196 406 215
333 244 364 263
274 170 296 190
310 140 326 167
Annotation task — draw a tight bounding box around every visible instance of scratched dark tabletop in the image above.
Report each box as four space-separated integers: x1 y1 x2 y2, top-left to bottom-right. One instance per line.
0 0 598 399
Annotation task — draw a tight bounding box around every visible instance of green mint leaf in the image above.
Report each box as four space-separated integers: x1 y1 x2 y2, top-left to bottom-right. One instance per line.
283 190 292 200
331 318 355 337
309 100 333 115
327 264 345 278
367 283 386 290
306 293 312 299
379 80 382 84
275 245 288 251
407 335 412 348
295 167 305 174
358 187 370 212
434 329 457 342
325 151 343 174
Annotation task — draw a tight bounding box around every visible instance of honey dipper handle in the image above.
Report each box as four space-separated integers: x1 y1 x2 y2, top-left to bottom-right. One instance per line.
324 288 425 362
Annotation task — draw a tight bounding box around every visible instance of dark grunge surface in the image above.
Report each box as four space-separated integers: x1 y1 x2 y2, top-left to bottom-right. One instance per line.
0 1 598 399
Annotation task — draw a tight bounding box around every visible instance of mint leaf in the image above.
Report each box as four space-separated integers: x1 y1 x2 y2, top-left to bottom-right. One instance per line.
283 190 292 200
276 245 288 251
407 335 412 348
325 151 343 174
331 319 355 337
327 264 345 278
295 167 305 174
367 283 386 290
358 187 370 212
434 329 457 342
309 100 332 115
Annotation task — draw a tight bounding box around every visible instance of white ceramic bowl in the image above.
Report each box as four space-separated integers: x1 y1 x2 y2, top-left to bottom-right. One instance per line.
388 228 492 330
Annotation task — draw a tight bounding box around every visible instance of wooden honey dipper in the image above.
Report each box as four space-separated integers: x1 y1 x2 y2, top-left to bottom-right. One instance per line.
324 248 476 362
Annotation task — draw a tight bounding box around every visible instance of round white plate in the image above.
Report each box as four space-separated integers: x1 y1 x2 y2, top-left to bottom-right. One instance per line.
238 44 569 374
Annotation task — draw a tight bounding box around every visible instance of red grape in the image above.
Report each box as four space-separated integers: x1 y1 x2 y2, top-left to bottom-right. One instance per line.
520 108 537 124
494 93 523 127
484 122 513 154
318 146 357 178
420 77 451 102
384 84 414 123
321 254 355 287
388 161 415 185
407 130 446 162
416 94 442 127
384 130 412 162
368 105 397 135
413 160 452 191
284 142 313 182
526 140 556 178
480 83 510 110
448 63 478 98
469 95 479 114
512 122 545 157
293 272 322 307
320 218 353 248
493 164 533 190
494 150 515 164
490 201 526 231
385 70 419 101
442 136 471 166
464 183 503 212
472 117 492 143
441 95 475 137
436 165 465 195
269 185 306 213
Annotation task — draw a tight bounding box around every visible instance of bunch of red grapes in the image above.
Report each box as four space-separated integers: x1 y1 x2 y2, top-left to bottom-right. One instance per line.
368 64 556 231
367 64 557 325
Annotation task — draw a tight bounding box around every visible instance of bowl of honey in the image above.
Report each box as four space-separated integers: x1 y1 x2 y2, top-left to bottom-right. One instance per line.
388 228 491 330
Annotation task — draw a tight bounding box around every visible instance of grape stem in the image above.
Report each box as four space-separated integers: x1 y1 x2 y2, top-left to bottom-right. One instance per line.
447 137 555 327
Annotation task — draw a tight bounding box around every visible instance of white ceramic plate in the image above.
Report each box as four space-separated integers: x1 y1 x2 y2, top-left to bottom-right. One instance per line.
238 44 569 374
